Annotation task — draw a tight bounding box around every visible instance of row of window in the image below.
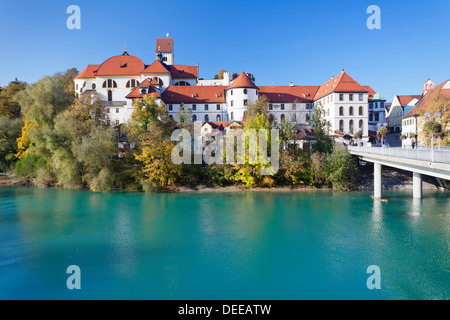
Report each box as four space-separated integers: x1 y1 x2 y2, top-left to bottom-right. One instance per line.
335 106 364 116
229 89 258 95
369 113 381 122
339 119 364 133
168 104 222 111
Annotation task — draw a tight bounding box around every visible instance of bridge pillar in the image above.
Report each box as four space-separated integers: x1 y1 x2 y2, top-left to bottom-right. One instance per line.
374 163 383 199
413 172 423 199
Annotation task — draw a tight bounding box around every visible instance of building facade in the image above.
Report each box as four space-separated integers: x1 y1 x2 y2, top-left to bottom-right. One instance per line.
75 38 382 140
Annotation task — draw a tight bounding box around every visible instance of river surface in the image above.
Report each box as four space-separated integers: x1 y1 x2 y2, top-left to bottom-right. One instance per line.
0 187 449 299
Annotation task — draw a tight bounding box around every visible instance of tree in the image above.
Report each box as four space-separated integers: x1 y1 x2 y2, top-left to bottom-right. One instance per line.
176 103 193 134
214 69 227 79
377 127 388 145
310 104 333 153
0 80 27 118
324 145 358 190
0 116 23 170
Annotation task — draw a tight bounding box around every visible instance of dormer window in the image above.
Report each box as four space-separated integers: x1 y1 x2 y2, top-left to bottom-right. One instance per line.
141 88 147 94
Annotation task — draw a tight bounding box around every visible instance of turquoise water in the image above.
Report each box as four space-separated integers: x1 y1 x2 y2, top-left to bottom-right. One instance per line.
0 187 449 300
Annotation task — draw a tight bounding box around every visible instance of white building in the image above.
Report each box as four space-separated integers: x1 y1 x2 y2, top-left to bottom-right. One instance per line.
75 38 381 140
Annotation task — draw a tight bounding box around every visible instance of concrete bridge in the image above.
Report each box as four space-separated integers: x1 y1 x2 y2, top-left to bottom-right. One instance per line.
347 146 450 199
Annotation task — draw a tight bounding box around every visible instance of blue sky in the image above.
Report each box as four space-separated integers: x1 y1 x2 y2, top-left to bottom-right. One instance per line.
0 0 449 101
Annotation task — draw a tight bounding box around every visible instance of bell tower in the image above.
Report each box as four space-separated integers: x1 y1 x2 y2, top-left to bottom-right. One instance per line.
423 78 435 95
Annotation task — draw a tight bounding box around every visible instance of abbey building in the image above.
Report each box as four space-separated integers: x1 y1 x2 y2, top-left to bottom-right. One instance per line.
75 38 383 139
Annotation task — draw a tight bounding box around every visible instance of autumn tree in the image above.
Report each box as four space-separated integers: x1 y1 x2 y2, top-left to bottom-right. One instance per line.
0 80 27 118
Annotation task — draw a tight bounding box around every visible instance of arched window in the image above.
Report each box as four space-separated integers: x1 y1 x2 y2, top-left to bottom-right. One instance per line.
349 106 354 116
107 90 113 101
359 119 363 130
92 83 96 90
152 77 164 87
216 114 221 121
339 120 344 131
174 81 191 86
204 114 209 122
126 79 139 88
192 114 197 122
280 114 285 121
369 113 373 121
359 106 363 115
243 89 247 94
231 112 234 120
349 120 354 133
375 113 379 121
339 106 344 116
103 79 117 88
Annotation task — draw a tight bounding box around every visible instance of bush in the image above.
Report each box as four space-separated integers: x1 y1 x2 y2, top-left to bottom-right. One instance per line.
89 168 114 192
14 153 46 178
33 167 53 187
324 145 358 190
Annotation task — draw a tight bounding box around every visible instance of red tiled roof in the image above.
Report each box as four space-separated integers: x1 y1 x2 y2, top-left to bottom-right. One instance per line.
258 86 319 103
314 72 368 100
156 38 173 53
75 64 100 79
228 72 259 89
95 55 145 76
402 80 450 118
142 60 170 74
170 65 198 79
150 78 160 85
126 79 160 99
363 86 376 101
396 95 422 107
161 86 226 104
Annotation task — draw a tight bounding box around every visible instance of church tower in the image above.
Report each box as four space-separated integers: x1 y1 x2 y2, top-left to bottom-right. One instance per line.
423 78 435 95
155 38 174 65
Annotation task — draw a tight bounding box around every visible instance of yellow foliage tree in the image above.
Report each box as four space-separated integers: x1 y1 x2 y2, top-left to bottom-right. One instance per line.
15 120 33 159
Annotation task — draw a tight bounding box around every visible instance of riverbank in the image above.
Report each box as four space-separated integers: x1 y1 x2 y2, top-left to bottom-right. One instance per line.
2 167 447 192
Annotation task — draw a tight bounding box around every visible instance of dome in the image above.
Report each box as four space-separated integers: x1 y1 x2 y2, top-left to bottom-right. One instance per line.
95 54 145 76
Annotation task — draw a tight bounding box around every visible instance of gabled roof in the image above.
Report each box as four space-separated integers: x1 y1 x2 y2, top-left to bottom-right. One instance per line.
142 60 170 74
126 79 161 99
95 55 145 76
314 72 368 100
161 86 227 104
396 95 422 107
169 65 198 79
75 64 100 79
402 80 450 119
156 38 173 53
258 86 319 103
363 86 376 101
228 72 259 89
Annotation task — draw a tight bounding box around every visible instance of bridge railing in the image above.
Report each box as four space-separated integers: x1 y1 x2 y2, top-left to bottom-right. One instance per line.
347 146 450 164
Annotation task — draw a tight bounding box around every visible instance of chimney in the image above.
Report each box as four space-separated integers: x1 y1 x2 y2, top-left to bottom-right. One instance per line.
289 81 294 87
341 68 345 73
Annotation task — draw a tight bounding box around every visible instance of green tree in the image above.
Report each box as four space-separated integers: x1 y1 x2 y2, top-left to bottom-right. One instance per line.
0 80 27 118
214 69 227 79
0 116 24 170
310 104 333 153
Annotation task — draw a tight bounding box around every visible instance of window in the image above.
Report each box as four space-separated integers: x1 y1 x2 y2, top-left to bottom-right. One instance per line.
339 94 344 101
192 115 197 122
106 108 110 113
349 120 354 133
92 83 96 90
369 114 373 121
359 120 363 130
126 79 138 88
281 104 285 110
103 79 117 88
349 106 354 116
269 104 273 110
292 114 296 122
359 94 363 101
292 103 296 110
204 115 209 122
174 81 191 86
231 112 234 120
243 89 247 94
216 114 221 121
169 115 173 121
231 100 234 107
205 104 208 111
339 106 344 116
216 104 220 110
115 120 119 126
375 113 379 121
339 120 344 131
107 90 113 101
116 108 119 113
359 106 363 115
192 104 196 111
230 90 233 96
243 100 248 106
280 114 285 121
169 104 173 111
349 94 353 101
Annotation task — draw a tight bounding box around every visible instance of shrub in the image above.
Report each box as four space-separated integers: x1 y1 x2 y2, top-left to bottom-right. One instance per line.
14 153 45 178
